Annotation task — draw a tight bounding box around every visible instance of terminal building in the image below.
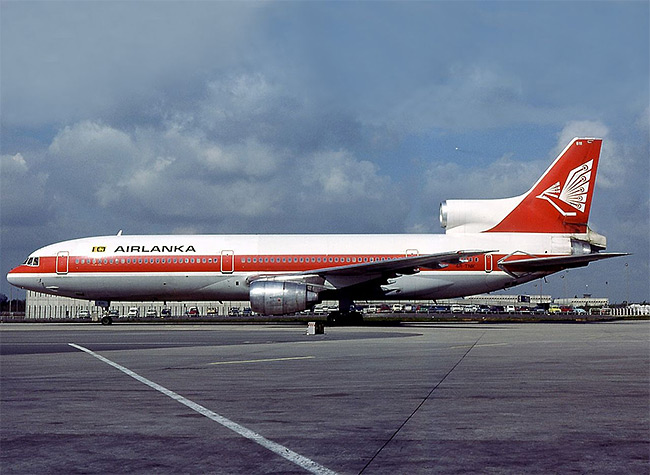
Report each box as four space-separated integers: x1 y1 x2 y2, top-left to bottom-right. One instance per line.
24 291 237 319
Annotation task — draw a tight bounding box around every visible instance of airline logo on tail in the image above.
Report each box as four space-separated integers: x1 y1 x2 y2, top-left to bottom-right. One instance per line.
485 138 602 233
536 159 593 217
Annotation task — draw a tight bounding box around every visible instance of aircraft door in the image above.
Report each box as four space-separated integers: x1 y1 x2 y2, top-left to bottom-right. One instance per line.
406 249 419 257
56 251 69 275
484 254 493 273
221 250 234 274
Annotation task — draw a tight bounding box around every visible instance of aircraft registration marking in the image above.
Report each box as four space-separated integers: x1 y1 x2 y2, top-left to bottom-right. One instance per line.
209 356 315 365
68 344 335 475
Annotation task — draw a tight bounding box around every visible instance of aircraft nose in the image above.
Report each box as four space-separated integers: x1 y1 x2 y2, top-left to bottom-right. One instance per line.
7 269 18 285
7 268 30 290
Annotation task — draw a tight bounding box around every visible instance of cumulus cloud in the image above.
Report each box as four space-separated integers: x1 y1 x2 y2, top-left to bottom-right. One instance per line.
27 74 406 236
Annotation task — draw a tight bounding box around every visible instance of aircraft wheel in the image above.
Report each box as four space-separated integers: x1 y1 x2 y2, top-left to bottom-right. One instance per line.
326 312 340 325
327 311 363 326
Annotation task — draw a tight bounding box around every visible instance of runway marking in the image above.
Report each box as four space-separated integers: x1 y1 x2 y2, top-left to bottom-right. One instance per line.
68 343 336 475
209 356 315 365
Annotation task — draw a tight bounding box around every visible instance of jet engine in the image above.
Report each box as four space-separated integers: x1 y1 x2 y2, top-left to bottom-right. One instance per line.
249 280 321 315
439 196 522 233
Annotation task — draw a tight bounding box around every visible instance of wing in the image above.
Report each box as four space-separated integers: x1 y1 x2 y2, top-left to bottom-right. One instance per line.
248 250 492 290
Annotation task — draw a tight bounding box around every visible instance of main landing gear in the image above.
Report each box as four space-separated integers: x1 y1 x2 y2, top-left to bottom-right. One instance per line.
326 297 363 326
95 300 112 325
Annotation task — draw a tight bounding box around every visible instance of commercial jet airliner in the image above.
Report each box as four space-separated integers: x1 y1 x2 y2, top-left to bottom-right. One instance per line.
7 138 625 324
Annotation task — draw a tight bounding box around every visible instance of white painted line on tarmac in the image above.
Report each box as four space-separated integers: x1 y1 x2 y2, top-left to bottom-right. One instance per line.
68 343 336 475
209 356 315 365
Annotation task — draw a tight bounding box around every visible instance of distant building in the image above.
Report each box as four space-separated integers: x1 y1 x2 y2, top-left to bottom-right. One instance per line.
24 291 237 319
554 297 609 308
454 294 552 306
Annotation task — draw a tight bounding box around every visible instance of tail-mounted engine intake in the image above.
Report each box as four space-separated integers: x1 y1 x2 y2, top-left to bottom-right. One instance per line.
249 280 321 315
440 197 522 234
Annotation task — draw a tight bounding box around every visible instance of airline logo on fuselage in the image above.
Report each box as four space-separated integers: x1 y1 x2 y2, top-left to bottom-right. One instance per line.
536 159 593 217
114 245 197 253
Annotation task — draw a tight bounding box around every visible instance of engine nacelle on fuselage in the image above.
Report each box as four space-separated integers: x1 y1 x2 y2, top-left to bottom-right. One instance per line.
439 196 522 234
249 280 321 315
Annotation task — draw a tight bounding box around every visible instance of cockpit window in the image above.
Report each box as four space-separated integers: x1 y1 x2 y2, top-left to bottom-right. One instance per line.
23 257 40 266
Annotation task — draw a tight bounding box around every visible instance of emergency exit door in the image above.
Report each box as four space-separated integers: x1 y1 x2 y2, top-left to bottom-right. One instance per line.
221 250 234 274
56 251 69 274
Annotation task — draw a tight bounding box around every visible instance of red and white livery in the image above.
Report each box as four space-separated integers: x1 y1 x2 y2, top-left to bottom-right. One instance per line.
7 138 624 322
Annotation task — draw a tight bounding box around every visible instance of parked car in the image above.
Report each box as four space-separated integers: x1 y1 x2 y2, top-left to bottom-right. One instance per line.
160 308 172 318
77 310 91 319
145 308 158 318
430 305 450 313
127 307 139 318
186 307 200 317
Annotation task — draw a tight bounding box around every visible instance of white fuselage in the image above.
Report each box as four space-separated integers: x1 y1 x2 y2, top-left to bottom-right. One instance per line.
8 232 574 303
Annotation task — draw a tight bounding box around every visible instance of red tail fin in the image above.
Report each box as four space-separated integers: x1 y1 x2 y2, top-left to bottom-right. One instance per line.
487 138 602 233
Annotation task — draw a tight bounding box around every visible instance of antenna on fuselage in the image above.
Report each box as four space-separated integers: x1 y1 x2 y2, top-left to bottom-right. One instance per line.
117 230 123 236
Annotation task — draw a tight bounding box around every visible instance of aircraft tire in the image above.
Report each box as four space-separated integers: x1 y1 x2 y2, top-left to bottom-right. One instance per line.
327 311 363 326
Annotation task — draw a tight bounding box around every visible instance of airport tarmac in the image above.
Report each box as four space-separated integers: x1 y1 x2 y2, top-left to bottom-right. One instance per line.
1 322 648 474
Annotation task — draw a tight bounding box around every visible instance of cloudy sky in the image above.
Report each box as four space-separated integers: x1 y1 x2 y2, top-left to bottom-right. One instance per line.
1 1 648 303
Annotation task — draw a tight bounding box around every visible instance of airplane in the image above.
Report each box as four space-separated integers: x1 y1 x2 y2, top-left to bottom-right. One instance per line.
7 137 625 324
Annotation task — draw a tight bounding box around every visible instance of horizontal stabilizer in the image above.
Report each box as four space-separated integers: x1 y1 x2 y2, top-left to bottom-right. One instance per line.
499 252 628 275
